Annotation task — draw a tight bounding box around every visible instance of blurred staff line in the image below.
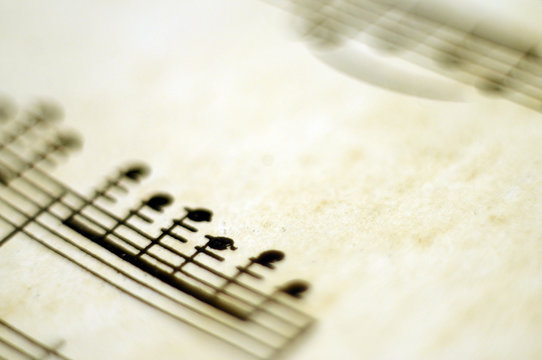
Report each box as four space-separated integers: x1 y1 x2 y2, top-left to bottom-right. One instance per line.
264 0 542 112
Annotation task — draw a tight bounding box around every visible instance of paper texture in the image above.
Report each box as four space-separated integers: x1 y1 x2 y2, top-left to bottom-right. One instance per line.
1 1 541 359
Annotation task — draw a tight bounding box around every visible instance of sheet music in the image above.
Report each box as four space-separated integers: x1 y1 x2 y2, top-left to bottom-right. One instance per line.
1 0 542 359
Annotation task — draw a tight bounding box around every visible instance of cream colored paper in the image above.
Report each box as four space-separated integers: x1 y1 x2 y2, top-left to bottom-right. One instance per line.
1 1 541 359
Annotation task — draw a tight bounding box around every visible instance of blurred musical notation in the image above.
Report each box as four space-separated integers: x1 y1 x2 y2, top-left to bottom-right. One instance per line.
269 0 542 112
0 99 314 360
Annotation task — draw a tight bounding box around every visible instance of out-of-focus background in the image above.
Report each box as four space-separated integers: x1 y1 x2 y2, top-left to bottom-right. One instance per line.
1 0 542 359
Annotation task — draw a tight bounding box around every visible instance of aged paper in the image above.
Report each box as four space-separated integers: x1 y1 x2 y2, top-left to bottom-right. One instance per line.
1 0 541 359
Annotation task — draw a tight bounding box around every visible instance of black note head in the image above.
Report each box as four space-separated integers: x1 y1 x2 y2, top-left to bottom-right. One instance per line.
280 280 310 299
57 132 83 150
185 208 212 222
253 250 284 269
33 100 63 123
204 235 237 251
145 193 173 212
123 163 150 182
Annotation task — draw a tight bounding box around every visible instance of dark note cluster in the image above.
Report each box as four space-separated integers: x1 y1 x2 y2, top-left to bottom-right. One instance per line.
0 98 314 360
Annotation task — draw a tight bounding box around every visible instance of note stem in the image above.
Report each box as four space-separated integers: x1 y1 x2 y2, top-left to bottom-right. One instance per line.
135 213 189 259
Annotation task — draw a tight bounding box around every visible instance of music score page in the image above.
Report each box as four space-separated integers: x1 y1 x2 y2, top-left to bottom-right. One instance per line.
1 1 541 359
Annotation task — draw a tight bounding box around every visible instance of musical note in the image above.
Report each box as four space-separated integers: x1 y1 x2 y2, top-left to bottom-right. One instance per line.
173 235 237 272
135 207 213 259
123 163 149 181
280 280 310 299
179 207 213 232
282 0 542 111
31 100 64 123
64 192 173 245
61 171 311 326
1 101 314 359
0 119 82 189
213 250 285 299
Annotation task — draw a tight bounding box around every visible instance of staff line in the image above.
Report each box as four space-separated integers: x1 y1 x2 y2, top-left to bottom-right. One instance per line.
0 336 37 360
0 319 71 360
0 208 281 359
295 0 542 102
0 144 309 318
269 0 542 111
